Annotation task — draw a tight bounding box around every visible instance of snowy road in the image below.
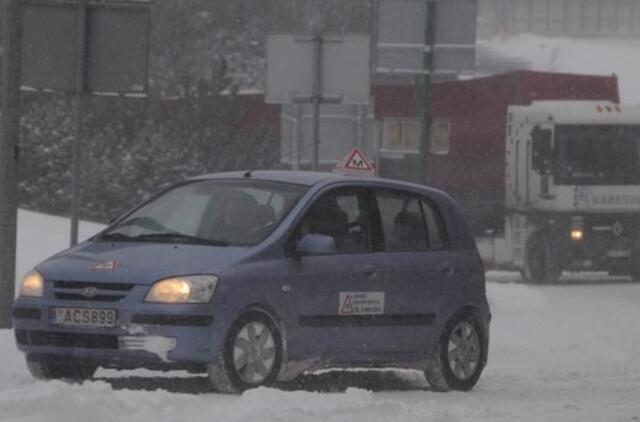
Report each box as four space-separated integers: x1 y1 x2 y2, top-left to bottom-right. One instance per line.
2 275 640 422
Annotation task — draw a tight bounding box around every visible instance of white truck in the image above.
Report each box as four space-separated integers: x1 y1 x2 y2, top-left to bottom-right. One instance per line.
485 100 640 282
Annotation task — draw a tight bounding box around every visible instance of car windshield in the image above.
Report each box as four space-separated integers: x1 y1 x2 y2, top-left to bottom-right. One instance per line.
99 179 307 246
554 125 640 185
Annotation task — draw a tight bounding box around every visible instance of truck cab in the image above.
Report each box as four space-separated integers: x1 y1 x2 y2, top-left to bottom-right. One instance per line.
504 101 640 282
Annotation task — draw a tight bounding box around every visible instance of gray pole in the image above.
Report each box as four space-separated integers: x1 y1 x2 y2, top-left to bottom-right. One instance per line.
0 0 22 328
70 0 87 246
419 1 435 185
293 104 302 170
310 34 323 171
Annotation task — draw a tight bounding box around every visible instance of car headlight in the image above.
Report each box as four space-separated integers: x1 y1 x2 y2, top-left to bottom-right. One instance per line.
19 270 44 298
145 275 218 304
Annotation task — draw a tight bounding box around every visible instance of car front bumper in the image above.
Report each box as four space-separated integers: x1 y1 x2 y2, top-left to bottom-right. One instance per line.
12 296 233 369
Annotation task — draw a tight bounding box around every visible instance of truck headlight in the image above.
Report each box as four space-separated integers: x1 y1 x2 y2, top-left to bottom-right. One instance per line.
570 229 584 241
145 275 218 304
570 216 584 242
19 270 44 298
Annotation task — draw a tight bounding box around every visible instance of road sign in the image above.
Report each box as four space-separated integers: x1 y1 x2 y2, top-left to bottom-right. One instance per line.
21 0 150 95
265 34 371 104
280 102 375 167
335 148 375 176
376 0 477 81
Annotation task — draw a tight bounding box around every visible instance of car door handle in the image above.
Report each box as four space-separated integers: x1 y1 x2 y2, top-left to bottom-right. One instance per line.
362 265 378 274
437 267 454 275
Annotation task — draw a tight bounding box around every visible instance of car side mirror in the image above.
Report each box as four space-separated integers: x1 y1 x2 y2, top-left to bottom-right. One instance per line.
531 126 552 172
293 234 337 256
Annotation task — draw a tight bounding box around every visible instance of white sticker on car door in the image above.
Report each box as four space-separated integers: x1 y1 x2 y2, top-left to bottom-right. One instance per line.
338 292 385 315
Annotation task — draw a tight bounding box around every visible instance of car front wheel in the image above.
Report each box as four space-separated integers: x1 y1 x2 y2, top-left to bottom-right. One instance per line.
208 312 283 393
424 313 486 392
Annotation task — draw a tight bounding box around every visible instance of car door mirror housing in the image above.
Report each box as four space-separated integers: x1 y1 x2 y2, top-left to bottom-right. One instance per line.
295 234 337 256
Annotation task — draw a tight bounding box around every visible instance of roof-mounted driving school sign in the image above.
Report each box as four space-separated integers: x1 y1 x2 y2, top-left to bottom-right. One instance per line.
334 148 375 176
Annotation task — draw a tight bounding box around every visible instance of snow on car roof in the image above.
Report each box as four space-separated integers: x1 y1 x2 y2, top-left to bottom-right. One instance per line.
190 170 385 187
188 170 454 202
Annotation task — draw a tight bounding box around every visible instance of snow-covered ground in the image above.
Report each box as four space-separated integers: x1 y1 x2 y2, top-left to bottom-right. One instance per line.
480 34 640 104
4 210 640 422
1 277 639 422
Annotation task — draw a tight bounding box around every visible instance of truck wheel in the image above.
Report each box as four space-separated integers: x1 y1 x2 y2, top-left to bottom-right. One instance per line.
424 313 487 392
208 312 283 394
26 355 97 381
521 231 562 284
630 246 640 282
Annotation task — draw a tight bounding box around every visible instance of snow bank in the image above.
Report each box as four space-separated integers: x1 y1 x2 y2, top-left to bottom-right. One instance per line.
479 34 640 104
487 281 640 379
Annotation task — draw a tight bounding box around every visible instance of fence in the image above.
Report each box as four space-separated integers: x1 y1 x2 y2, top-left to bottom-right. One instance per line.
478 0 640 38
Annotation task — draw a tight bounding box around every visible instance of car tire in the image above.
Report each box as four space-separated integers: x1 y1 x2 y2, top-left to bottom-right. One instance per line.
424 313 487 392
208 312 283 394
629 243 640 282
26 355 97 381
521 231 562 284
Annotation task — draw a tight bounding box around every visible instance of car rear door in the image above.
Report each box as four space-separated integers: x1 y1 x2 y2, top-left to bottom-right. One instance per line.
362 188 457 355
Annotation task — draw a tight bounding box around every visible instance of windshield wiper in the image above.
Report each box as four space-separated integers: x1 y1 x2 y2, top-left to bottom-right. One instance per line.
131 232 230 246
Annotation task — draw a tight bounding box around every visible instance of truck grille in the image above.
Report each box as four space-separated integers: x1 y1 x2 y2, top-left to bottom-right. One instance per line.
586 215 640 240
52 281 134 303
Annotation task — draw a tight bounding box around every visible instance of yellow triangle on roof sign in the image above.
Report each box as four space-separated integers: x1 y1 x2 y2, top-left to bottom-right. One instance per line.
334 148 375 176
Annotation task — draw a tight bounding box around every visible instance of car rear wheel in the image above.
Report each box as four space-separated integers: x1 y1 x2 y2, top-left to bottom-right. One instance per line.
424 314 486 392
26 355 97 381
208 312 283 394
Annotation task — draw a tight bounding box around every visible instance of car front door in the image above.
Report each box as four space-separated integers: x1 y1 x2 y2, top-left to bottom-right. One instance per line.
285 186 388 361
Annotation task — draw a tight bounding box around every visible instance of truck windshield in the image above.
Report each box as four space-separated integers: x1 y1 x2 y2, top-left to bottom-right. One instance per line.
554 125 640 185
98 179 307 246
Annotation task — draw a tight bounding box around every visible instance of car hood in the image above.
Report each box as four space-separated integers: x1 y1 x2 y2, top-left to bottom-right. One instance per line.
36 241 252 285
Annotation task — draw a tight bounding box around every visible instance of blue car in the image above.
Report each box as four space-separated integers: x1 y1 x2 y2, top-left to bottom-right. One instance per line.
13 171 490 392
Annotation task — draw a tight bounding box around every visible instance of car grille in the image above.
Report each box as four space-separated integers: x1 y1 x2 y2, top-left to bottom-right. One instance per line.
15 330 119 349
52 281 134 302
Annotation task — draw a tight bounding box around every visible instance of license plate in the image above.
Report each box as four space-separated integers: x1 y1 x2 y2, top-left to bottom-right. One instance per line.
51 307 118 328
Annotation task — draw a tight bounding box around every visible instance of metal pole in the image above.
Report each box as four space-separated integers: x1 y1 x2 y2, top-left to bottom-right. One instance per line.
419 1 435 185
293 104 302 170
355 104 365 149
70 0 87 246
545 0 551 34
0 0 22 328
311 34 322 171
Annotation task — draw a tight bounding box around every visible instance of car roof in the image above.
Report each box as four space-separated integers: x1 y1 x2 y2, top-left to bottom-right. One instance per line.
188 170 446 194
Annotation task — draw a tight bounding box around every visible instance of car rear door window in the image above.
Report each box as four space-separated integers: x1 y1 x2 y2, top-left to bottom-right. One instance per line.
375 190 447 251
421 198 447 250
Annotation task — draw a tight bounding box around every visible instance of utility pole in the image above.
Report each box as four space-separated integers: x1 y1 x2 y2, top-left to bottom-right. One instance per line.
0 0 23 328
70 0 87 246
308 1 322 171
419 1 435 185
311 34 323 171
